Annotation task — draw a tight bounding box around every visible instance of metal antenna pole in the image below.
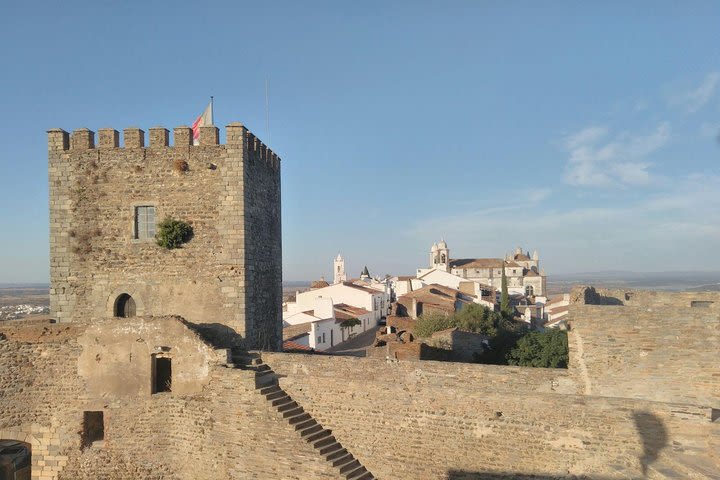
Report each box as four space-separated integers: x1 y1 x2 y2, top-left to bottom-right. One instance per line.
265 79 270 144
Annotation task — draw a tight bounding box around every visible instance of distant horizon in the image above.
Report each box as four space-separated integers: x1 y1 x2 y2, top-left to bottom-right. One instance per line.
4 268 720 287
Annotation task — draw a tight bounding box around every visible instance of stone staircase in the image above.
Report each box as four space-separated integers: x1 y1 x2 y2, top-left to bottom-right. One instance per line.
232 350 376 480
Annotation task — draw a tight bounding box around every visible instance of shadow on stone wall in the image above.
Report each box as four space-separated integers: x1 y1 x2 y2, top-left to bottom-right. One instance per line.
182 320 244 349
633 411 668 476
447 411 668 479
447 472 602 479
572 286 624 306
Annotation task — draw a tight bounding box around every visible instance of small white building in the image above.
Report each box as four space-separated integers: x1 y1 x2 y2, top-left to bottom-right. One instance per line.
290 282 389 324
282 296 374 351
389 276 426 299
544 294 570 329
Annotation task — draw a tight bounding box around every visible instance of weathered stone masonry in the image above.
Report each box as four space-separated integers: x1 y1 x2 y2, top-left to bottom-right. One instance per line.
48 124 282 349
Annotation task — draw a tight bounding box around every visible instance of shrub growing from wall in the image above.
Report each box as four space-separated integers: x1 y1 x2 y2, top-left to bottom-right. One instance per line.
155 218 193 249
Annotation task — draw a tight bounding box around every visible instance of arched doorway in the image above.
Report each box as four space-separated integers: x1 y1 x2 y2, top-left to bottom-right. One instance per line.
114 294 136 318
0 440 31 480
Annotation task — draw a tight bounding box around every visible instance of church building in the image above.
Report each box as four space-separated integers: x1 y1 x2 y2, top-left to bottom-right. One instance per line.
420 240 547 296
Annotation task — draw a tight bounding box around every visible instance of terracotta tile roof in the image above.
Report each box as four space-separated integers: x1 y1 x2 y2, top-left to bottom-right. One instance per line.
334 303 371 317
283 323 312 341
283 340 313 352
524 270 540 277
449 258 522 269
398 284 472 313
514 253 531 261
310 279 330 289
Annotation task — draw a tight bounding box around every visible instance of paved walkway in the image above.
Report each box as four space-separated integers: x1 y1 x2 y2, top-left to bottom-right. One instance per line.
325 326 380 357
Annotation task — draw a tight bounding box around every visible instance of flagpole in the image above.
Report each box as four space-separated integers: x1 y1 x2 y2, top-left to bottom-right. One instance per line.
265 79 270 144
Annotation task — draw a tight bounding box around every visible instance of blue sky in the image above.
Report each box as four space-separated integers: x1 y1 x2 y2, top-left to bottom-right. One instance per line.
0 1 719 282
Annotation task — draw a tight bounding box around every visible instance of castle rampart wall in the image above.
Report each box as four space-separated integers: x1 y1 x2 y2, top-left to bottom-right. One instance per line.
570 285 720 309
567 304 720 408
1 311 719 479
261 352 719 479
0 319 336 480
48 124 282 349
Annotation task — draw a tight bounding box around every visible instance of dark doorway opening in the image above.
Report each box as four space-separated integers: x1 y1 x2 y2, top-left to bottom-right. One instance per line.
0 440 31 480
82 411 104 448
114 294 136 318
152 356 172 394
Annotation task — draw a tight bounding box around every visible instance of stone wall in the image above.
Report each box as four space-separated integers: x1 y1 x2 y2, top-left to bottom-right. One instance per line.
0 319 337 480
2 310 719 479
263 352 719 479
570 286 720 309
48 124 282 349
568 304 720 408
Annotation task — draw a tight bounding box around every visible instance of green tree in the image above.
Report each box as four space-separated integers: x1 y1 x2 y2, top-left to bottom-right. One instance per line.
415 304 504 338
500 263 511 317
339 317 361 339
506 329 568 368
414 311 455 338
454 303 500 336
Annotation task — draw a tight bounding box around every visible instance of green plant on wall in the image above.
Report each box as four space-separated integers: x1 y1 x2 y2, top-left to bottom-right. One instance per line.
155 217 193 249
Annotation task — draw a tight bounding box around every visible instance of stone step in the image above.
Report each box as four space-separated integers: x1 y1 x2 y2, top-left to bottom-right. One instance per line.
266 390 286 401
276 401 299 413
231 354 261 366
299 424 323 438
282 407 305 419
312 435 336 450
255 375 277 387
288 413 312 425
321 443 346 458
248 363 375 480
306 429 331 443
271 395 294 407
332 453 355 468
349 470 373 480
339 459 361 475
345 465 369 480
259 385 281 396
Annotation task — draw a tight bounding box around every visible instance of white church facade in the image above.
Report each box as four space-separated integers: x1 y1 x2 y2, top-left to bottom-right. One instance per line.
417 240 547 296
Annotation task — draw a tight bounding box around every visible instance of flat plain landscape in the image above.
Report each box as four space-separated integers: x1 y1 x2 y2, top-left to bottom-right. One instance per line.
2 271 719 320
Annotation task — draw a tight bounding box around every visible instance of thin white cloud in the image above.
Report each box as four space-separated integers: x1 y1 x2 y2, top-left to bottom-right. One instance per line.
408 175 720 272
562 123 670 187
564 126 608 150
668 72 720 113
700 122 720 138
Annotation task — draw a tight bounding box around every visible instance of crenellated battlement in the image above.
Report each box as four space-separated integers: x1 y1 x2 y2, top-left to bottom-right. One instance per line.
47 118 283 350
47 123 281 170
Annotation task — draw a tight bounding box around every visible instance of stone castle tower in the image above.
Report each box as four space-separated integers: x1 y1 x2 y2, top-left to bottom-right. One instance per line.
333 253 346 284
48 123 282 349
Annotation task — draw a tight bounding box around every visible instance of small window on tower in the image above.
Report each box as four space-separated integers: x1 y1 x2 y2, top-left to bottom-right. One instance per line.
134 206 156 240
